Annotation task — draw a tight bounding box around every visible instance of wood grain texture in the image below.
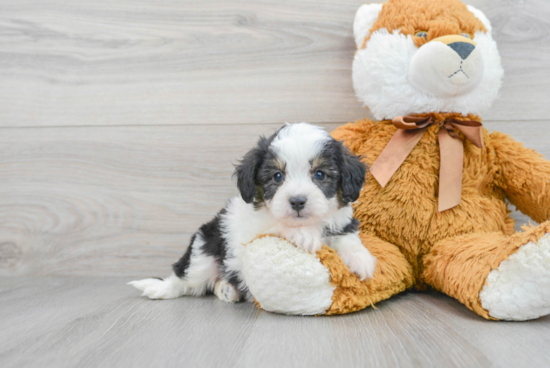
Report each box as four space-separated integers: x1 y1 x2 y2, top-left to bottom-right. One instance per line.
0 121 547 277
0 277 549 368
0 123 284 277
1 1 550 366
0 0 549 127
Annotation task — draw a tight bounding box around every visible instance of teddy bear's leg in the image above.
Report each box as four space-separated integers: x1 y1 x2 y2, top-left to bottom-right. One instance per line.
321 232 415 315
422 221 550 321
241 232 414 315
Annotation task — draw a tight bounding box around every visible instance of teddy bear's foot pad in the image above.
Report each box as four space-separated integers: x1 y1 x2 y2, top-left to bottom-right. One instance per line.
480 234 550 321
241 236 335 315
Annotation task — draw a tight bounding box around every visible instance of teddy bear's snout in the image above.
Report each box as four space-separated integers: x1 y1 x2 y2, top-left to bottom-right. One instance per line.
407 34 484 98
448 41 475 60
432 35 477 61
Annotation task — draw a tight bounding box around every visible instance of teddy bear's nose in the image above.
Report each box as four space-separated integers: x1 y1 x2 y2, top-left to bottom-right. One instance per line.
448 42 475 60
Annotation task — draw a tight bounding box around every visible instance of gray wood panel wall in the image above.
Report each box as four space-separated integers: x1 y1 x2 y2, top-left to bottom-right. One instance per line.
1 0 549 277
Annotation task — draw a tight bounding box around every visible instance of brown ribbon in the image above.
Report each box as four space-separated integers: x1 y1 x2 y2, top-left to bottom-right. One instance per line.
370 116 484 212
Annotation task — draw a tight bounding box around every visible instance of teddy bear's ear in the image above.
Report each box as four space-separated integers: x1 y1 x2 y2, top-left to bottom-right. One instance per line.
466 5 492 33
353 3 384 48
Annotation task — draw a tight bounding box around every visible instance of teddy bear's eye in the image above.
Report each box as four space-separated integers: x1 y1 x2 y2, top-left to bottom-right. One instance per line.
415 31 428 39
461 33 472 39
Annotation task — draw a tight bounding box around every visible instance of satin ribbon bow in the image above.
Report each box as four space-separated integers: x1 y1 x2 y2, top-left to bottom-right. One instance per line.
369 115 484 212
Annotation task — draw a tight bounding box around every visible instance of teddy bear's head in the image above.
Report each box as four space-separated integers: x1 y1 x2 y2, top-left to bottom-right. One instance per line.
353 0 503 120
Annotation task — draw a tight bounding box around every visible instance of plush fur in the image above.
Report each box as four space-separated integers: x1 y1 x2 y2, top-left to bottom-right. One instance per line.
241 0 550 320
352 0 503 120
242 236 335 315
480 234 550 321
129 123 376 304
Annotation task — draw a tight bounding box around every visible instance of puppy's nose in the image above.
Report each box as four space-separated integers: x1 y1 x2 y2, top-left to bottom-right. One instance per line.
448 42 475 60
289 196 307 212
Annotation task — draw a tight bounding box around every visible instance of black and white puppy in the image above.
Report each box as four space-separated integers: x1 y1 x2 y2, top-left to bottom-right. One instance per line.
129 123 376 303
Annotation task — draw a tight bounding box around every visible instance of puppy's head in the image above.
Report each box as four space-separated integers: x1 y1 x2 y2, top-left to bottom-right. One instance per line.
234 123 366 226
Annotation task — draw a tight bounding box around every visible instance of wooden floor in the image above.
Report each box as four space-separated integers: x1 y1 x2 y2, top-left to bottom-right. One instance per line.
1 0 549 278
1 277 549 368
2 0 550 367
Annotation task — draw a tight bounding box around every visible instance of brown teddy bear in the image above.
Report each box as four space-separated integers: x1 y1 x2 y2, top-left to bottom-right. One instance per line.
240 0 550 321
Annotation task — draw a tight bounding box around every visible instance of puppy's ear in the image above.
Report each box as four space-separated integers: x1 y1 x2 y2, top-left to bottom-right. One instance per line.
234 137 268 203
339 143 367 204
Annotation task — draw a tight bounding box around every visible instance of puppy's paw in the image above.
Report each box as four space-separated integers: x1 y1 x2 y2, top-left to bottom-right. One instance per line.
214 279 240 303
128 277 182 300
286 228 322 254
295 234 322 254
128 278 160 292
339 248 376 281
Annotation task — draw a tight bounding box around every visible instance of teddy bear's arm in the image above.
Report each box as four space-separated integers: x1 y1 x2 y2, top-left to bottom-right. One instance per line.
491 131 550 223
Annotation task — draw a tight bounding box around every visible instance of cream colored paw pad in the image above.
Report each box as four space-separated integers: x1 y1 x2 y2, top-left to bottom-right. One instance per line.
480 234 550 321
241 236 335 315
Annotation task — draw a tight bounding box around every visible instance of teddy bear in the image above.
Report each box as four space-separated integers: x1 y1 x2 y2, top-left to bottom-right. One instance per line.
238 0 550 321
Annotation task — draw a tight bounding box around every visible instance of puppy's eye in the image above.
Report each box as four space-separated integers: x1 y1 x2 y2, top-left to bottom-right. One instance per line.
461 33 471 39
415 31 428 39
314 170 325 181
273 172 284 183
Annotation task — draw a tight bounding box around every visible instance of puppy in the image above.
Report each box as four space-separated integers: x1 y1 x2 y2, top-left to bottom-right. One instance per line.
129 123 376 303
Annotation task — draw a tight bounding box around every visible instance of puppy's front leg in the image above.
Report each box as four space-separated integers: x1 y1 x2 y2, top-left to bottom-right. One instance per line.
286 226 323 254
328 233 376 281
266 225 323 254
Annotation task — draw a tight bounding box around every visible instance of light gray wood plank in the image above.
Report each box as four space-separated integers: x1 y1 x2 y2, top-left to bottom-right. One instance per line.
485 0 550 120
0 121 548 277
0 123 296 277
0 277 260 368
417 293 550 368
0 0 549 127
1 277 550 368
238 293 497 368
0 0 365 127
